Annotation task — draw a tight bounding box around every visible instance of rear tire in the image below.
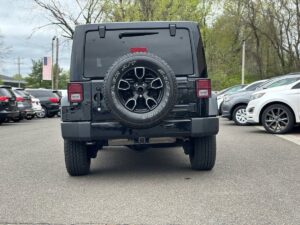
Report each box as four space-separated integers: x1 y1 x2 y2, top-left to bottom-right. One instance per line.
64 140 91 176
189 136 216 170
39 106 47 118
233 105 248 126
47 113 55 118
262 104 294 134
12 117 21 122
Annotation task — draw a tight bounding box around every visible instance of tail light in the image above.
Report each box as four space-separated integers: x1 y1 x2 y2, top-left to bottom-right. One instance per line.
49 97 59 103
68 83 83 103
16 97 24 102
0 96 9 102
130 47 148 53
196 79 211 98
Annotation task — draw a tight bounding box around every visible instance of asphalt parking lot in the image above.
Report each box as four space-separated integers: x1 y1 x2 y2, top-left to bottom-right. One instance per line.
0 118 299 225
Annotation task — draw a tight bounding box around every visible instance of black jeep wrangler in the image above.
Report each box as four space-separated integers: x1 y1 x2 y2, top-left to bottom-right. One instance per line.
61 22 219 176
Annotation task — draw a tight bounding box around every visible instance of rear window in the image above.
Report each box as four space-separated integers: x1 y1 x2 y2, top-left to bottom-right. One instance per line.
0 88 13 97
13 89 29 97
84 29 194 77
26 90 57 98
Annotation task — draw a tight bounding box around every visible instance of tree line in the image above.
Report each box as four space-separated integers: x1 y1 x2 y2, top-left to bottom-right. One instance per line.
19 0 300 89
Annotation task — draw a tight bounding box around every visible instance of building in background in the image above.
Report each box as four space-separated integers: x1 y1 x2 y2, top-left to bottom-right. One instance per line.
0 74 27 87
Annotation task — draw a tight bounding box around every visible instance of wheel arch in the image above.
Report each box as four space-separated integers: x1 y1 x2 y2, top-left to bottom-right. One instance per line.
259 101 296 124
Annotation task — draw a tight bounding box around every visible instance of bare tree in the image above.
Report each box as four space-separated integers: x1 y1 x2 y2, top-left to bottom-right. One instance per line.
32 0 107 39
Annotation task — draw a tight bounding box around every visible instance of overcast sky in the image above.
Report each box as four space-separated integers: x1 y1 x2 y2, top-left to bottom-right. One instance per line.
0 0 71 77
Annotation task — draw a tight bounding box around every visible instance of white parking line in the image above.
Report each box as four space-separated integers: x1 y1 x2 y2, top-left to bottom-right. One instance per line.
255 126 300 146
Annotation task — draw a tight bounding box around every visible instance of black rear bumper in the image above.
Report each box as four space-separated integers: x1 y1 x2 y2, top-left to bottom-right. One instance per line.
0 110 20 119
61 117 219 141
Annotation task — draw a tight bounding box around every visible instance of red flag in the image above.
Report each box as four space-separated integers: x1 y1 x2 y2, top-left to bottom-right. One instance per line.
42 57 52 80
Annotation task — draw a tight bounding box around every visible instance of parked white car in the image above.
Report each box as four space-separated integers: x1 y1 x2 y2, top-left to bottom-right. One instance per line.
30 96 44 118
246 80 300 134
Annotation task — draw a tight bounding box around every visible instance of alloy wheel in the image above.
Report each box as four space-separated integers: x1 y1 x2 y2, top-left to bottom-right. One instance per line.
117 67 164 113
235 108 247 124
264 107 289 133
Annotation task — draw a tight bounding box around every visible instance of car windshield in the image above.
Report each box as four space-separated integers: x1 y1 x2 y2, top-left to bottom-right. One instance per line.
218 85 245 96
0 88 13 97
26 90 57 98
265 77 300 88
243 81 266 91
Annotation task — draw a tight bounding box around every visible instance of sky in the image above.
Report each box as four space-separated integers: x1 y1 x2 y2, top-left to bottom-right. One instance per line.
0 0 72 77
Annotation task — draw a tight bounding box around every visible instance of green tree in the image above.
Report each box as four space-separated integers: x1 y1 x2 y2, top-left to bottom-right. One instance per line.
0 79 3 85
25 59 52 88
13 74 24 81
58 70 70 89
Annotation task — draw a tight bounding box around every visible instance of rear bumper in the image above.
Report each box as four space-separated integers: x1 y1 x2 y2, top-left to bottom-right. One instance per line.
45 104 60 114
0 110 20 119
61 117 219 141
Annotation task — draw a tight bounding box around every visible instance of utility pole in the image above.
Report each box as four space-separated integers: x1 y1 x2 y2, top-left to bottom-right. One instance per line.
51 36 56 90
15 57 24 88
242 40 246 85
17 57 21 88
55 37 59 90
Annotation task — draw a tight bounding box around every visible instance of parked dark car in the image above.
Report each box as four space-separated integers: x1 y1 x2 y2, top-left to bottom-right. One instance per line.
221 80 267 125
61 22 219 176
217 84 247 115
12 88 35 121
53 90 67 117
0 86 19 124
222 74 300 125
26 89 60 118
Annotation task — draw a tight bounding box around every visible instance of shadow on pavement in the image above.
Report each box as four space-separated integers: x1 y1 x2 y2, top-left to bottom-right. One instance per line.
88 147 209 178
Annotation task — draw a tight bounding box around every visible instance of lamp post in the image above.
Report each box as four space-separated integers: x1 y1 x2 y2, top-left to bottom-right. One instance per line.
242 40 246 85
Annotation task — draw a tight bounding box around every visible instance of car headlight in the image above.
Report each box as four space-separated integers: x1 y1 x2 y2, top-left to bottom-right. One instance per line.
250 92 265 100
224 95 231 102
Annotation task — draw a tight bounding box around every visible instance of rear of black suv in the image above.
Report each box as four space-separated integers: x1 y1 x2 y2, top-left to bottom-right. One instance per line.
61 22 219 176
0 86 19 124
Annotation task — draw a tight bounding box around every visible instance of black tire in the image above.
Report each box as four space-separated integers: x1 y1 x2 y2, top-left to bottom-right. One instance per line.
103 52 177 129
47 113 55 118
40 106 47 118
12 117 20 122
232 105 248 126
262 104 295 134
64 140 91 176
189 136 216 170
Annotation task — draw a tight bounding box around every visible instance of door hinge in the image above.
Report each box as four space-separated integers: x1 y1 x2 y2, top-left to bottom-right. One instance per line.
99 25 106 38
169 24 176 36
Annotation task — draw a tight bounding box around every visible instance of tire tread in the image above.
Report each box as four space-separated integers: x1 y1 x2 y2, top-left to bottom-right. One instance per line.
64 140 90 176
189 136 216 170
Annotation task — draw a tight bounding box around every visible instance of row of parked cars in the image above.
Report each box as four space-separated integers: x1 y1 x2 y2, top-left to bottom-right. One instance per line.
0 86 67 125
217 73 300 134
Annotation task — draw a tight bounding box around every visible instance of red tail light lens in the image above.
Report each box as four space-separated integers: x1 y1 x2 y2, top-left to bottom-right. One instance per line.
196 79 211 98
16 97 24 102
130 47 148 53
68 83 83 103
49 97 59 103
0 96 9 102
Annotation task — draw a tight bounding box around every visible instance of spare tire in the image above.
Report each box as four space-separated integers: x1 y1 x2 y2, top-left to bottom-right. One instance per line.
103 52 177 129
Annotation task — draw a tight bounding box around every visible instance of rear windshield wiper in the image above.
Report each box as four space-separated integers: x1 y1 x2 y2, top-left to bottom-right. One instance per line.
119 32 158 39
